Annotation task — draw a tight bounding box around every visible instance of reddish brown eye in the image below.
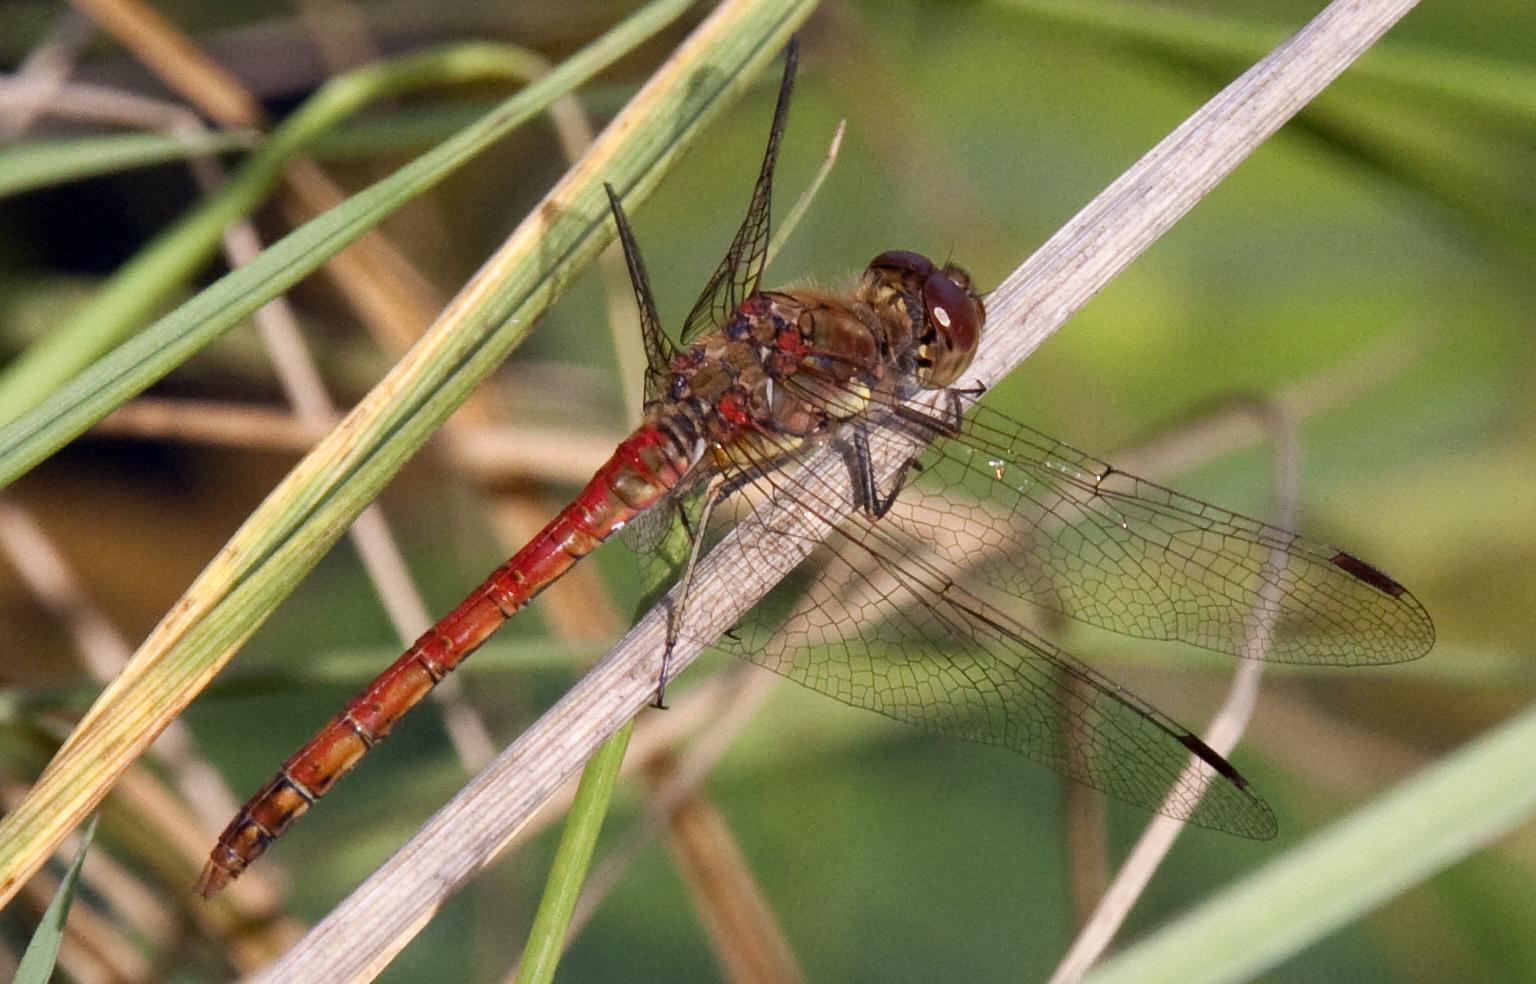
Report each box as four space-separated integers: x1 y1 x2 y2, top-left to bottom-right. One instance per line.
917 269 982 388
922 272 977 353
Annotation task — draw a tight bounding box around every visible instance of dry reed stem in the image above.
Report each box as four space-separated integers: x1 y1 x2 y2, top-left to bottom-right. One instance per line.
0 9 96 140
1053 326 1418 926
66 0 265 126
561 666 784 958
67 0 471 425
93 398 624 483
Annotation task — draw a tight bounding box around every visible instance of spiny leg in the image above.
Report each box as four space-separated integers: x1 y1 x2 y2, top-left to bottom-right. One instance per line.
653 479 727 709
843 389 963 519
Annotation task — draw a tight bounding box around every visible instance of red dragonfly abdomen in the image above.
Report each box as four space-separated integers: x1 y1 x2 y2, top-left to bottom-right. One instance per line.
196 423 695 898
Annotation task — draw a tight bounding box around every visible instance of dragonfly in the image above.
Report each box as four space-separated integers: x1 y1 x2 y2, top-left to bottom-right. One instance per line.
197 40 1434 898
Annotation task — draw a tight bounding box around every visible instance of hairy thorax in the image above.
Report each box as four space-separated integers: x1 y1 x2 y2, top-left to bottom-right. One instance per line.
661 287 911 452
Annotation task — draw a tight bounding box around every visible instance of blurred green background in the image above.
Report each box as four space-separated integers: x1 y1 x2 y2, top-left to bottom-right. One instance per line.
1 0 1533 981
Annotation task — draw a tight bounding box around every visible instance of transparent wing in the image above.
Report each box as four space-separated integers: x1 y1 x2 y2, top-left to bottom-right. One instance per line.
663 394 1430 836
678 39 798 344
605 183 676 405
679 413 1270 835
928 402 1435 665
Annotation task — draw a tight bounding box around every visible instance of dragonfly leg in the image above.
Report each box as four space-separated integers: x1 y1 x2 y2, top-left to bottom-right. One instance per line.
844 423 925 519
856 387 977 515
920 386 974 438
653 481 726 709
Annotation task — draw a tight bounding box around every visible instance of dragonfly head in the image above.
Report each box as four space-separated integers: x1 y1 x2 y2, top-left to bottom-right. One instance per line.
865 251 985 389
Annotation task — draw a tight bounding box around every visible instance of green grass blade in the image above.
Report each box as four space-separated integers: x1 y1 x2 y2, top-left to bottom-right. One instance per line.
13 815 98 984
1083 702 1536 984
0 130 259 197
514 722 634 984
0 44 536 427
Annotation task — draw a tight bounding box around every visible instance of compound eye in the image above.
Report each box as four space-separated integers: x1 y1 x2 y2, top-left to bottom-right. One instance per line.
918 270 982 388
869 250 936 279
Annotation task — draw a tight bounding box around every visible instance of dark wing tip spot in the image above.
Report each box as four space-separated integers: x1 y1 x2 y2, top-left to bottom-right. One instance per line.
1330 551 1407 598
1178 733 1248 788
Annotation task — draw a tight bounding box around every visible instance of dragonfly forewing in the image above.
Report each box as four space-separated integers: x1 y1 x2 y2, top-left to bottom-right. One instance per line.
931 403 1435 665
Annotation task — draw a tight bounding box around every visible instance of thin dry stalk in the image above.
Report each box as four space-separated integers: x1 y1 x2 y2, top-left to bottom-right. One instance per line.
645 752 806 984
66 0 459 406
1063 671 1112 926
495 670 792 984
1110 329 1423 481
214 210 500 776
5 0 501 905
479 669 766 880
0 5 309 936
66 0 265 125
1055 326 1419 926
560 666 783 949
0 76 230 134
93 399 624 483
6 785 154 984
0 10 255 837
0 495 243 828
1046 405 1299 984
81 0 623 842
0 8 97 140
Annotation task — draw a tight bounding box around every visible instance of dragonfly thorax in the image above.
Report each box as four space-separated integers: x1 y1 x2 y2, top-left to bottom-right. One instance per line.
661 290 893 448
660 253 984 453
